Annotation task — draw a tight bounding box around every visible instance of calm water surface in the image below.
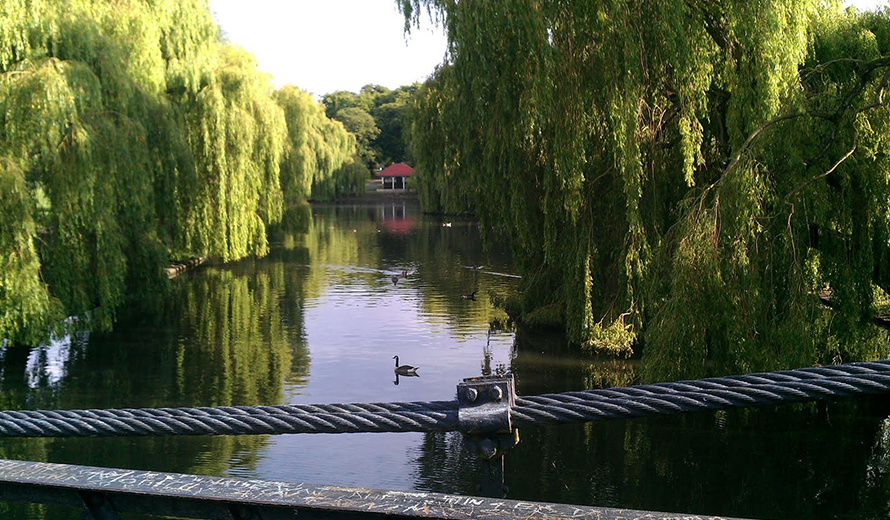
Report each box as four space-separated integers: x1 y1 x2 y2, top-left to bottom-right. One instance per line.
1 200 890 519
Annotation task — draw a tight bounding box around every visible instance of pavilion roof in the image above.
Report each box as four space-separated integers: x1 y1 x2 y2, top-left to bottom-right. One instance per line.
377 163 414 177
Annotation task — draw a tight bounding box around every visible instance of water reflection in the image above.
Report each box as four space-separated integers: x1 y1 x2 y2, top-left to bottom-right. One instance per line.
379 201 416 235
2 201 890 520
257 203 518 490
405 326 890 519
393 373 420 386
488 327 890 519
496 396 890 519
0 201 519 518
24 334 78 389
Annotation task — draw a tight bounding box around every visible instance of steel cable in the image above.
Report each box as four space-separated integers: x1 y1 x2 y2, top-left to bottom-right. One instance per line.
0 401 461 438
510 361 890 427
0 361 888 438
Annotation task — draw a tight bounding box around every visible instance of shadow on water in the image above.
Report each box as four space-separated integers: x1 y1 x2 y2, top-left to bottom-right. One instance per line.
0 221 318 519
3 201 890 519
410 326 890 520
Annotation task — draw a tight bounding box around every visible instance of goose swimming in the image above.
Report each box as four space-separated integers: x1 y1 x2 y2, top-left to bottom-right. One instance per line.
393 355 419 376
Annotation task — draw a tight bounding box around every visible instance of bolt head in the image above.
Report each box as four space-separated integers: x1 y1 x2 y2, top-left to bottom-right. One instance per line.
489 386 503 401
466 387 478 402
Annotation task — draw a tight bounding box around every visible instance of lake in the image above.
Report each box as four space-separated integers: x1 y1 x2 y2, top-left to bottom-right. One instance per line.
1 200 889 519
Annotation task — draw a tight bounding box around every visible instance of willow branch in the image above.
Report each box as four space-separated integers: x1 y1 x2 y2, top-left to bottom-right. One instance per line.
800 58 863 81
855 65 890 116
722 112 806 179
785 144 857 204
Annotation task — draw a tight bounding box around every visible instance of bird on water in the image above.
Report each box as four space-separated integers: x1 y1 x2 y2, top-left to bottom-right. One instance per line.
461 291 476 301
393 355 419 376
392 269 410 285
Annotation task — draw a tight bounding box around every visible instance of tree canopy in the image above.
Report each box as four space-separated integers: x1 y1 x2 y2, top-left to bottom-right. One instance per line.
274 86 362 204
0 0 355 345
332 107 381 169
400 0 890 380
323 84 418 170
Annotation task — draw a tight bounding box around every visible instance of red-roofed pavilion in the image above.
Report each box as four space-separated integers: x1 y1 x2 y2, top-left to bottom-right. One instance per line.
376 163 414 190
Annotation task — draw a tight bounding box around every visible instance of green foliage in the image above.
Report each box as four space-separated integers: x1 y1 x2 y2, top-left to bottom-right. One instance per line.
0 161 59 345
401 0 890 380
523 303 564 329
173 43 287 261
274 85 357 204
408 65 475 214
0 0 352 345
312 157 369 201
372 101 410 166
323 89 372 117
332 107 380 169
276 86 324 205
323 84 418 170
0 14 168 331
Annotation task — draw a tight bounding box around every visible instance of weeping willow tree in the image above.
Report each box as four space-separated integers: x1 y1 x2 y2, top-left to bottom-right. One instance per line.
401 0 890 379
312 158 369 201
409 65 475 215
172 44 287 261
273 85 360 204
1 1 171 333
0 160 58 346
0 0 336 345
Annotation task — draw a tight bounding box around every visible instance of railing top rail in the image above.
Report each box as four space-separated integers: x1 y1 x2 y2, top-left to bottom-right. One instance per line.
0 458 754 520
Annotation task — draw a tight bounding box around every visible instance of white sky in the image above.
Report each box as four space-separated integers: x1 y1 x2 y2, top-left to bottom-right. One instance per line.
209 0 887 97
849 0 888 10
209 0 447 97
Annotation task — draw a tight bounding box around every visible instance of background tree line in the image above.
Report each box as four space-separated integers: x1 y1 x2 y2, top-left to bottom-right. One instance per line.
323 84 418 172
399 0 890 380
0 0 367 346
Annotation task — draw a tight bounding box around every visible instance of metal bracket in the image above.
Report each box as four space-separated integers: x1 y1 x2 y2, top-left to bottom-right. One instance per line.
458 376 518 499
457 375 515 435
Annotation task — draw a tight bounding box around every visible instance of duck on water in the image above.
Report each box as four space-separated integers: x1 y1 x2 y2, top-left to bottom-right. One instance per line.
391 269 409 285
393 356 419 376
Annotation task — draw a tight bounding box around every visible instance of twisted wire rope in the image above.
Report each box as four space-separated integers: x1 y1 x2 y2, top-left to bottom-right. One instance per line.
0 361 888 438
0 401 460 438
511 360 890 427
